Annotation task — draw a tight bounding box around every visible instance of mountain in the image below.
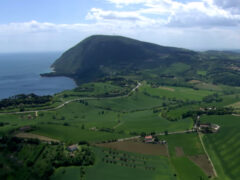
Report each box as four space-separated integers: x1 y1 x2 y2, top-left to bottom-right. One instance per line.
44 35 240 86
47 35 197 82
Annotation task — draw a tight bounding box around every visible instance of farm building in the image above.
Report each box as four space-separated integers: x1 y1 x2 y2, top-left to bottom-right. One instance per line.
67 144 78 152
160 140 167 144
211 124 220 132
198 123 220 133
144 135 154 143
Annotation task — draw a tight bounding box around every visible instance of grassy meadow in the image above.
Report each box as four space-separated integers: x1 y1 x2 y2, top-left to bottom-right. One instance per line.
201 115 240 180
85 147 177 180
163 133 211 180
1 78 240 180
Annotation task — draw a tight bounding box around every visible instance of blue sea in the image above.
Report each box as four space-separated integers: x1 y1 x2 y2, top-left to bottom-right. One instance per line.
0 52 76 100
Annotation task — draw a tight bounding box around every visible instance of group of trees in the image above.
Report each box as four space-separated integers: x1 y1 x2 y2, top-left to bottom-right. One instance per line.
74 77 138 98
182 107 234 119
0 136 95 180
53 146 95 167
202 93 222 103
102 150 156 171
0 93 52 109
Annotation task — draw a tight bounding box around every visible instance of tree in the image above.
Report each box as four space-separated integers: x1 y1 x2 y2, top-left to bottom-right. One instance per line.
63 122 69 126
150 131 156 136
140 132 146 137
154 136 159 143
164 130 168 135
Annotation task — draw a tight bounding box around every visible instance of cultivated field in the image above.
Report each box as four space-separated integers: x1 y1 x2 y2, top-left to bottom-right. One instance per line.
97 140 168 156
1 78 240 180
201 115 240 180
15 132 60 142
85 147 176 180
164 133 211 180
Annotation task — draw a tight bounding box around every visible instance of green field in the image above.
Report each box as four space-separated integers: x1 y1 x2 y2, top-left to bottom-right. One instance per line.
163 133 210 180
142 84 213 101
33 124 129 143
116 110 193 134
201 115 240 180
197 71 207 76
1 78 240 180
165 133 205 157
51 147 177 180
31 104 192 143
85 147 176 180
51 166 82 180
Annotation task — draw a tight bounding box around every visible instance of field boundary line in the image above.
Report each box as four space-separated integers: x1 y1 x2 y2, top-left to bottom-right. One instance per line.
117 130 194 142
15 132 60 143
113 122 124 129
198 132 218 177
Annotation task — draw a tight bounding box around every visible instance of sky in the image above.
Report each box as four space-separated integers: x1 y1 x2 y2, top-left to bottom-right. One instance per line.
1 0 240 52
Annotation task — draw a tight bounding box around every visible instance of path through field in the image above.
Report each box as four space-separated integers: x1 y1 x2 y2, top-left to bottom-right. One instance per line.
198 133 218 177
15 132 60 143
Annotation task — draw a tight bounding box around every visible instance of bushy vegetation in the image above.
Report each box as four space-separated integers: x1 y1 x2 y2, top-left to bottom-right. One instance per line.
0 136 94 180
0 93 52 111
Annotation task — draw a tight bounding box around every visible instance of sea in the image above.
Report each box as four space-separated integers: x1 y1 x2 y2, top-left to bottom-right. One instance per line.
0 52 76 100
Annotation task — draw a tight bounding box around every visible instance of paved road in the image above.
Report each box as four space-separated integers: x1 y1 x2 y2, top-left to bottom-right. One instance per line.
0 82 142 115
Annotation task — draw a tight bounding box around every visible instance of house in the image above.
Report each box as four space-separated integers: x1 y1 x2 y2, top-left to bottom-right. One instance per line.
211 124 220 133
159 140 167 144
199 123 211 128
67 144 78 152
144 135 154 143
198 123 220 133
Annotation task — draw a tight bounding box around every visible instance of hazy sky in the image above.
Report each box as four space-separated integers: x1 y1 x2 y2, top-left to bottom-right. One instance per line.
1 0 240 52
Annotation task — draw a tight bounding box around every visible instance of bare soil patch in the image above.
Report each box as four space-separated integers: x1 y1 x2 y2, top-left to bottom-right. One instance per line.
189 80 201 84
175 147 184 157
15 132 60 142
189 154 214 177
228 101 240 109
97 140 168 156
159 86 175 92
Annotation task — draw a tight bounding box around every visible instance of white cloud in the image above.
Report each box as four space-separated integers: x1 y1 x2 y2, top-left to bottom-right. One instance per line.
0 19 240 52
105 0 240 27
87 8 148 22
0 0 240 52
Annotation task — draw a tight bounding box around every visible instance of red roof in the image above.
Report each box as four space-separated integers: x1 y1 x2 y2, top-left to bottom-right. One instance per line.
145 135 153 139
67 144 78 151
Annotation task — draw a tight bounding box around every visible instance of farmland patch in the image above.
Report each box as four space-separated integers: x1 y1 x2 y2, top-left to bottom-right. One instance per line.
158 86 175 92
15 132 60 142
175 147 184 157
188 155 214 177
97 140 168 156
85 147 176 180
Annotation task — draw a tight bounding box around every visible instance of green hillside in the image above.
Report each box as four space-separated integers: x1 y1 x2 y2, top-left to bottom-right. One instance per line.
43 35 240 86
